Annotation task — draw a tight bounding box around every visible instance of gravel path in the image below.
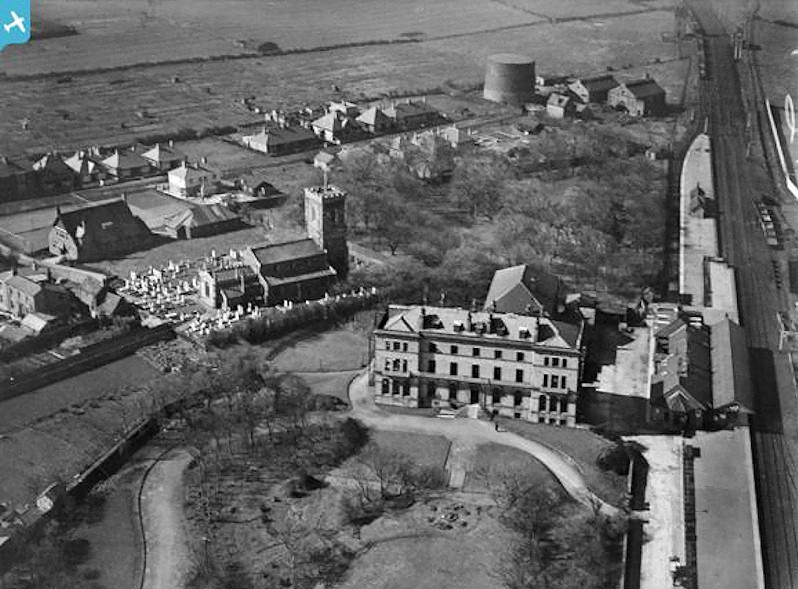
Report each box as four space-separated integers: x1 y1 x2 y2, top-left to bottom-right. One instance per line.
140 448 194 589
348 371 618 514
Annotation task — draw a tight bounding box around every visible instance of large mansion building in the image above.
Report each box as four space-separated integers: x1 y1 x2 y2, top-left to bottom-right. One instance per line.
373 305 583 426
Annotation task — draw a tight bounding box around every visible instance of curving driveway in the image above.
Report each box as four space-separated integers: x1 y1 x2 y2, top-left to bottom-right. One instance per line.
348 372 617 515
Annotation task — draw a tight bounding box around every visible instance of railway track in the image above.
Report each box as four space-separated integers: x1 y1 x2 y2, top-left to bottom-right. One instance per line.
686 0 798 586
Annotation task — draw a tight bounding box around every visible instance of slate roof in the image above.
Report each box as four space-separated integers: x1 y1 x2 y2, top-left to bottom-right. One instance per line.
312 111 351 133
484 265 567 316
64 152 100 177
380 304 580 350
245 126 318 147
356 106 390 127
623 79 665 99
102 150 151 171
576 75 618 93
711 318 754 412
163 204 238 230
385 102 438 121
55 199 151 246
142 143 185 164
263 268 337 287
168 164 213 183
5 275 42 297
248 238 327 265
33 154 75 177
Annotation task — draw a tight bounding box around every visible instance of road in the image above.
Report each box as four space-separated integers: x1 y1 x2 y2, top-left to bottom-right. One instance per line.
687 1 798 587
347 371 618 515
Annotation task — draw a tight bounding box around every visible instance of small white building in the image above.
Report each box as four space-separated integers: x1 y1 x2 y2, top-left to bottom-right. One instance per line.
167 163 216 198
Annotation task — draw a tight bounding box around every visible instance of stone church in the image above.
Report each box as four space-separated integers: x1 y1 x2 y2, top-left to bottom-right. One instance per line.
199 184 349 309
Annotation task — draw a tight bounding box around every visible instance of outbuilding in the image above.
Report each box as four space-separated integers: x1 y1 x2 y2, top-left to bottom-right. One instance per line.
546 93 576 119
608 78 667 117
568 74 619 104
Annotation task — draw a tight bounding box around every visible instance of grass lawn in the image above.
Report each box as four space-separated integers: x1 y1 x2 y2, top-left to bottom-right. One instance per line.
463 443 559 493
498 419 628 506
270 330 369 373
371 430 452 472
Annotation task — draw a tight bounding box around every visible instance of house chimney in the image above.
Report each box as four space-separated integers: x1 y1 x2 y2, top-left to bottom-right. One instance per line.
201 156 207 165
168 139 174 148
418 307 426 331
466 312 473 331
121 192 127 204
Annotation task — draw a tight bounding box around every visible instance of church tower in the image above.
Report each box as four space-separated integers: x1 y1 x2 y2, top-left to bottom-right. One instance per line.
304 184 349 279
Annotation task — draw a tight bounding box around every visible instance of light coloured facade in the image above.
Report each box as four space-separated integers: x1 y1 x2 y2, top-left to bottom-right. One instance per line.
372 305 583 426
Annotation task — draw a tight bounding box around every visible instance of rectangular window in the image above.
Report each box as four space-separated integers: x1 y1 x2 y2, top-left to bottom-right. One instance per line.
544 357 550 367
543 374 549 387
472 347 481 357
402 360 408 372
428 360 436 373
515 369 523 383
551 375 559 388
472 365 480 378
429 342 438 353
393 342 400 351
403 343 409 352
451 345 459 355
494 350 503 359
561 376 567 389
562 358 568 369
552 357 560 367
384 359 391 371
516 352 525 362
385 341 390 350
450 362 458 376
493 367 502 380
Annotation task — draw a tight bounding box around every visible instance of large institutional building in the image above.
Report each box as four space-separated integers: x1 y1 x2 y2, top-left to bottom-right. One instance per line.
372 305 583 426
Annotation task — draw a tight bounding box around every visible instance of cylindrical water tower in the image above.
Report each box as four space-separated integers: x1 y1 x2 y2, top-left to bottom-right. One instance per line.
483 54 536 105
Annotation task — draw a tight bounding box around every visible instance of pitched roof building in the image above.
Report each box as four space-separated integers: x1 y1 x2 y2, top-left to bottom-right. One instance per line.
242 126 320 156
608 78 667 117
240 238 337 306
142 143 186 171
484 265 573 319
373 305 582 424
101 149 153 179
568 74 619 104
197 264 264 310
49 199 153 262
356 106 392 134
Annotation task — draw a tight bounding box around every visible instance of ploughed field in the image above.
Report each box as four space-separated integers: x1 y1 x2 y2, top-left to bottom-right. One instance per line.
0 3 679 154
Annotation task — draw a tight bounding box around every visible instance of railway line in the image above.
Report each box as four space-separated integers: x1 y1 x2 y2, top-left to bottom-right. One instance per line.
686 0 798 586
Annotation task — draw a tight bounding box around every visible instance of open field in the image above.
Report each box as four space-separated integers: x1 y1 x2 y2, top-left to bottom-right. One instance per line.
3 0 540 75
1 9 679 154
372 430 453 472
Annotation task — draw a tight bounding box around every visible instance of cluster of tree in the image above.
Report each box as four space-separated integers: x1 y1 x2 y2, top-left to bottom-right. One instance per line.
344 442 448 523
167 349 371 589
488 466 627 589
